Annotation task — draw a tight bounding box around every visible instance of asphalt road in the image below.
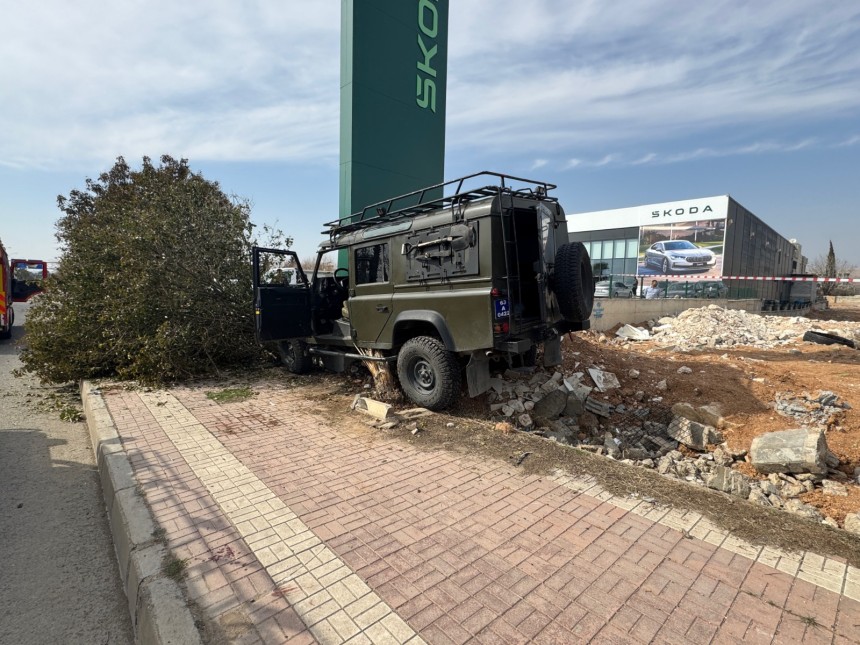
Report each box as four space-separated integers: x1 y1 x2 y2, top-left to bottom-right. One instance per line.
0 304 133 644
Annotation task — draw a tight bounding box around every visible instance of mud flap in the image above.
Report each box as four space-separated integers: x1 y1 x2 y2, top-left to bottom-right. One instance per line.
466 352 490 397
543 334 562 367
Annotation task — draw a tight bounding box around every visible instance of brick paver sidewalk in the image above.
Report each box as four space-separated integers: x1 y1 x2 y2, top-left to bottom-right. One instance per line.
103 384 860 644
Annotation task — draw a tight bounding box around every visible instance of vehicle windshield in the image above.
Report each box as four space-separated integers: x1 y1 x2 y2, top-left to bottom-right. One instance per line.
663 241 697 250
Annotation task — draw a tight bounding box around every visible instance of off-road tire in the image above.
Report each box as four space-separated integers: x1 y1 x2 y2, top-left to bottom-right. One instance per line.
396 336 460 410
553 242 594 322
278 339 311 373
802 330 856 349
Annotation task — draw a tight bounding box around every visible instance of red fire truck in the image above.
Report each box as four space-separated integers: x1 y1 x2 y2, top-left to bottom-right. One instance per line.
0 240 48 339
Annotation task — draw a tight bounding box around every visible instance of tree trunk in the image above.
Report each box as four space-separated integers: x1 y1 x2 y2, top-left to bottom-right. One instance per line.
355 347 401 401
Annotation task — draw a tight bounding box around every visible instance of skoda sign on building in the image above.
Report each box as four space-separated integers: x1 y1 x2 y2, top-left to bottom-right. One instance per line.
567 195 803 302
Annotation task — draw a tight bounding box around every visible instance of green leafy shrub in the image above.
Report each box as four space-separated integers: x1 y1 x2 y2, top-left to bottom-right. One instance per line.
22 155 275 383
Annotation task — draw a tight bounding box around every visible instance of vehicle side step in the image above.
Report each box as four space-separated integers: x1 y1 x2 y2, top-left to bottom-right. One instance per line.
307 347 397 362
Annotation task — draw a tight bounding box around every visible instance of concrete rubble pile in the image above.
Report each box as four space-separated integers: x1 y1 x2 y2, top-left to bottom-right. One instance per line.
775 390 851 429
486 366 860 534
638 305 860 351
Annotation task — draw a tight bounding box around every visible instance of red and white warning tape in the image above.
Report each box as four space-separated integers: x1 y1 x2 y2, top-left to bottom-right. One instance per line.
722 276 857 282
605 274 858 283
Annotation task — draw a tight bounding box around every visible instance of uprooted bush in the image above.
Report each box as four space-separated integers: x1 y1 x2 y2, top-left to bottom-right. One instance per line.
21 155 282 384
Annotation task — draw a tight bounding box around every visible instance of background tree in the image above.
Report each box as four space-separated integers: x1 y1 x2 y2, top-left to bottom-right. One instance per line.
301 255 336 273
22 155 282 383
808 241 855 297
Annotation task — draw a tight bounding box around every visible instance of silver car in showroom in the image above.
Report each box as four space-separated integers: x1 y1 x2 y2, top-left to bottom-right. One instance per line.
644 240 716 274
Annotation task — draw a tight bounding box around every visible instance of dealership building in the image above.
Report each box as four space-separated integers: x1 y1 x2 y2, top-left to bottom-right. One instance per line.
567 195 807 302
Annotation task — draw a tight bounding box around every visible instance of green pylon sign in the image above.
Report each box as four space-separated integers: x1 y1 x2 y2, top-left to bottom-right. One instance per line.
339 0 449 221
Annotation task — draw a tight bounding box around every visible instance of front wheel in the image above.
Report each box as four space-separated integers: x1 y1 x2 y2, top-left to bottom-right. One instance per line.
277 340 311 374
661 258 671 274
396 336 461 410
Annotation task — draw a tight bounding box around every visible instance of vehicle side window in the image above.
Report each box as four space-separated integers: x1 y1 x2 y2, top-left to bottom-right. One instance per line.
355 244 389 285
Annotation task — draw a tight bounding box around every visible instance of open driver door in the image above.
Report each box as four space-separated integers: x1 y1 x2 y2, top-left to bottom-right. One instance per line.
252 247 312 343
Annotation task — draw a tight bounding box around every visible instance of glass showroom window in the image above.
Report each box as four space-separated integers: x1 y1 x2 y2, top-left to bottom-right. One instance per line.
627 239 639 258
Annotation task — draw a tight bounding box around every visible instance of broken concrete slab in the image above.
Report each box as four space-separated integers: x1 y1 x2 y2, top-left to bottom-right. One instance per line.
671 402 703 424
783 499 824 522
533 389 568 420
666 417 722 450
697 403 725 429
584 396 612 418
568 382 593 402
705 466 750 498
822 480 848 496
749 428 828 475
587 368 620 392
603 432 621 458
563 396 584 418
643 434 678 456
351 395 395 421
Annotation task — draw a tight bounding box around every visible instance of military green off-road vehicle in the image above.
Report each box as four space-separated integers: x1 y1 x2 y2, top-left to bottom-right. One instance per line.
253 172 594 410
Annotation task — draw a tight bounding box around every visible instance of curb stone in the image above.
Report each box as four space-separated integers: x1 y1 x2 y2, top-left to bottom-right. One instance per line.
81 380 203 645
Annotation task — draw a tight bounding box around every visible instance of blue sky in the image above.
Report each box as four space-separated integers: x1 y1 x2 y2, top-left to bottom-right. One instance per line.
1 1 858 268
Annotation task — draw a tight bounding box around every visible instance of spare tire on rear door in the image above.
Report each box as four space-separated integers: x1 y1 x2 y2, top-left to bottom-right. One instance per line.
553 242 594 322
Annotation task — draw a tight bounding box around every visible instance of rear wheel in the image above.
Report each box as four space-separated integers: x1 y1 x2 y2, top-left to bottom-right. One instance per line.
553 242 594 322
397 336 460 410
277 339 311 374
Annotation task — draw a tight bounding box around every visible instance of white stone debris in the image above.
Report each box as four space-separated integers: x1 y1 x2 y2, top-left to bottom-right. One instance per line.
587 368 620 392
644 305 860 350
615 324 650 341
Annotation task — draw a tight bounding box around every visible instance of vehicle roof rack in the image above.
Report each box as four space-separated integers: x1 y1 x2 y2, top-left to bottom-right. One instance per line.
323 171 557 240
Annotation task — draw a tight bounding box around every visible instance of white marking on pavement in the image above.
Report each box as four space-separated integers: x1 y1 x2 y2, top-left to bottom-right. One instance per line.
139 391 424 645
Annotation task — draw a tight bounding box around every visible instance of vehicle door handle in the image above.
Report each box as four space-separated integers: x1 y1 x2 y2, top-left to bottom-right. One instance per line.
376 305 389 313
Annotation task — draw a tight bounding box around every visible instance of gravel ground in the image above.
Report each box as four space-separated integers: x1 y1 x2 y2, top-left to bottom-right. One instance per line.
0 304 133 645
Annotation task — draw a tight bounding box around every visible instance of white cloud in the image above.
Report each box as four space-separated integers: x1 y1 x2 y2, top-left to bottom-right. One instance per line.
446 1 860 155
557 137 832 169
835 135 860 148
0 1 339 169
1 1 859 169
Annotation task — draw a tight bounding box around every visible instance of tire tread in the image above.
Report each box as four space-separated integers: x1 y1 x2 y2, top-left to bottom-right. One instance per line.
396 336 460 410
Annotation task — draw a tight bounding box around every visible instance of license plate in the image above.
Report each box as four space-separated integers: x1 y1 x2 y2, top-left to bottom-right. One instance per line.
494 299 510 318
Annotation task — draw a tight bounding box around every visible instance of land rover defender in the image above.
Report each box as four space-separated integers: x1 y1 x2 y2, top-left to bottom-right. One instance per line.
253 172 594 409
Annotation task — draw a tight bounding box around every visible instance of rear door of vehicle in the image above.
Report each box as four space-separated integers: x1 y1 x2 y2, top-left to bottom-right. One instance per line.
10 259 48 301
252 247 311 342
